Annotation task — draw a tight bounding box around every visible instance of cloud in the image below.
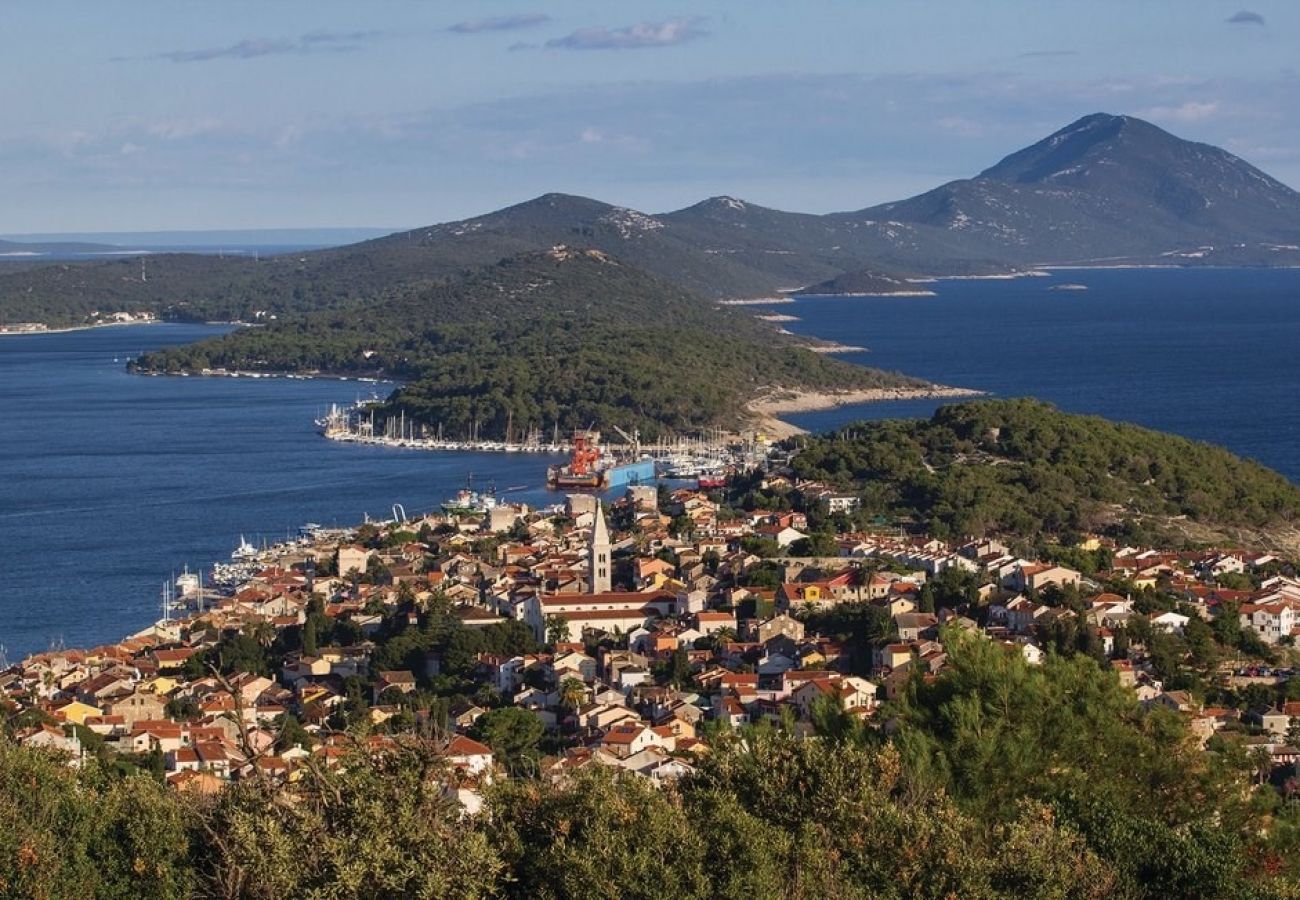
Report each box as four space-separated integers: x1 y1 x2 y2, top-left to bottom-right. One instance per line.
448 14 550 34
135 31 382 63
1226 10 1265 25
1138 100 1221 122
546 17 707 50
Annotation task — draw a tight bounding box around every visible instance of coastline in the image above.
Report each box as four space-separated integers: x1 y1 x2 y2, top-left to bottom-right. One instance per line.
138 367 396 386
0 319 256 338
809 290 937 298
0 319 163 338
747 384 985 439
806 343 868 353
907 270 1048 283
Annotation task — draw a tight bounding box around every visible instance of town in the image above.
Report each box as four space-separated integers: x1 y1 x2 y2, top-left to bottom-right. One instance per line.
5 464 1299 811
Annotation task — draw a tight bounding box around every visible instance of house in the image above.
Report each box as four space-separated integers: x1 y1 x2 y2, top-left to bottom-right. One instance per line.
104 689 167 726
445 735 495 777
125 721 179 754
373 670 417 702
824 494 861 515
599 723 659 759
18 724 83 766
334 544 373 578
152 647 197 672
522 590 677 643
1004 597 1047 634
1250 707 1291 738
169 742 233 779
1007 563 1082 593
894 612 939 641
693 610 736 636
1239 601 1299 645
551 650 598 684
1149 611 1190 635
754 525 808 549
50 699 102 726
752 614 806 645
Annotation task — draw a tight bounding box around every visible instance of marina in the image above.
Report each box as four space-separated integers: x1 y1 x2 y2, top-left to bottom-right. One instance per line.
317 399 775 489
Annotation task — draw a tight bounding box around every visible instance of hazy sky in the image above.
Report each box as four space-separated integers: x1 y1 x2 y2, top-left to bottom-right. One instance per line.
3 1 1297 232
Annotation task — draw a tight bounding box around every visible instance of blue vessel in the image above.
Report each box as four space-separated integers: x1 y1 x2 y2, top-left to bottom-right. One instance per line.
605 457 656 489
547 430 656 490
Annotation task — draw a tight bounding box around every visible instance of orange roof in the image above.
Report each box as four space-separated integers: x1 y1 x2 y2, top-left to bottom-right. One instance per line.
445 735 493 758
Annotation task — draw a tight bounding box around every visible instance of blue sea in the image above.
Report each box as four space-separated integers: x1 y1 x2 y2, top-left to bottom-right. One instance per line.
0 324 564 661
1 267 1297 659
781 267 1300 485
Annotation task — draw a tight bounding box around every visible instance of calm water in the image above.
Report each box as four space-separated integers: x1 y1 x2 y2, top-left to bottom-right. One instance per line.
0 324 563 660
2 268 1297 658
782 268 1300 484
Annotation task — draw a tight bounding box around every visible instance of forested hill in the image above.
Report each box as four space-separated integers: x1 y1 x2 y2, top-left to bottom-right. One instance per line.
132 247 924 438
9 113 1299 329
791 399 1300 546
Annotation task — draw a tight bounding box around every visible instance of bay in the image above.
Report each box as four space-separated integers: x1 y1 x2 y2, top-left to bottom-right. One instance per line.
781 267 1300 484
0 324 562 660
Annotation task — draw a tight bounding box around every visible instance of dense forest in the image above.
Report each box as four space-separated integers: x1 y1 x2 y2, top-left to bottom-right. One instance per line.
791 398 1300 541
3 630 1298 899
131 249 923 438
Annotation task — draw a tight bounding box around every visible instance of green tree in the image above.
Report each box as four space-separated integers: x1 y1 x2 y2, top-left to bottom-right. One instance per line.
471 707 544 776
544 615 572 646
486 768 710 900
558 677 586 712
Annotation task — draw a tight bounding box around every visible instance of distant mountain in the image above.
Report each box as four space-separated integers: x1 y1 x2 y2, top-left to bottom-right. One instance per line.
851 113 1300 267
5 112 1300 331
350 193 854 298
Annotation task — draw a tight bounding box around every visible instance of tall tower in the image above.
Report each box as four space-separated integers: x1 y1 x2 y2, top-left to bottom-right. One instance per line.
589 500 611 594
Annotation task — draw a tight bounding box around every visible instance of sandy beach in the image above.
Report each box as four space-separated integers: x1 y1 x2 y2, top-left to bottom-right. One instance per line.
748 384 985 438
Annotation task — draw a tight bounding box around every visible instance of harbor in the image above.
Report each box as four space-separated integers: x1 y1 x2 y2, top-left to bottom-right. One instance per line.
316 399 777 489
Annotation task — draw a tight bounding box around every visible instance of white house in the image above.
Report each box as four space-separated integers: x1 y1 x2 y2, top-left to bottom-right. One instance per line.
445 735 495 777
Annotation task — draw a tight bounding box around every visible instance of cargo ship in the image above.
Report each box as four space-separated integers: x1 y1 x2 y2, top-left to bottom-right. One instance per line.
547 430 656 491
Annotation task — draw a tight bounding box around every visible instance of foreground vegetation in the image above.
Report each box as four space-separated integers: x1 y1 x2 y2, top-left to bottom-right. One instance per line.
132 249 921 437
4 630 1298 899
790 398 1300 543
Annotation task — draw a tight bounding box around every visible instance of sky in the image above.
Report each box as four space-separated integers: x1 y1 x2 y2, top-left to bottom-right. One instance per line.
2 1 1297 233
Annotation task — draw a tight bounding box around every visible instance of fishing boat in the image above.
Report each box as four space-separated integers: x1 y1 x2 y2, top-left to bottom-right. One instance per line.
441 478 498 515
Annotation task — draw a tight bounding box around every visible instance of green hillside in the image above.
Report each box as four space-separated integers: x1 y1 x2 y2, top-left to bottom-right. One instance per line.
132 248 924 438
790 398 1300 542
